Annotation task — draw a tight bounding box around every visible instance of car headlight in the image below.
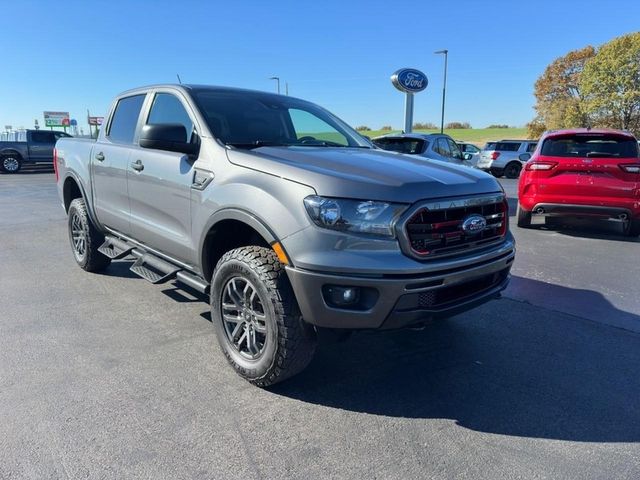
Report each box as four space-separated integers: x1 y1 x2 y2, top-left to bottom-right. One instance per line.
303 195 407 237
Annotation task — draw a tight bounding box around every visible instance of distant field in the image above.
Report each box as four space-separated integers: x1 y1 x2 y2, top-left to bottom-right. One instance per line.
360 128 529 146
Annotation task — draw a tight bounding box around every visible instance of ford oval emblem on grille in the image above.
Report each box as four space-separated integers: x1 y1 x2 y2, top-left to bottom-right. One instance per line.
461 214 487 235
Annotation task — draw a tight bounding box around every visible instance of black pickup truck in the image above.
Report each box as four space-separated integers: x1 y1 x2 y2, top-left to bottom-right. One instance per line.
1 129 72 173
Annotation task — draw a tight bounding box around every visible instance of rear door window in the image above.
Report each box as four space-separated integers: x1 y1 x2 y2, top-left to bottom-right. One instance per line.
108 94 146 144
30 131 54 143
541 135 639 158
495 142 521 152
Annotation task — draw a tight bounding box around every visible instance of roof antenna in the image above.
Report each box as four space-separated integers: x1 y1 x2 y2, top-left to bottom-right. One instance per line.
176 74 182 84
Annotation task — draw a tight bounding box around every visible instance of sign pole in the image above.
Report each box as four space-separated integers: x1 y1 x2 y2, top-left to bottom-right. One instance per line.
391 68 428 134
404 93 414 133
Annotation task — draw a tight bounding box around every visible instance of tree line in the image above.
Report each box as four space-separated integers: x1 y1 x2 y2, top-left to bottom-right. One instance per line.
528 32 640 138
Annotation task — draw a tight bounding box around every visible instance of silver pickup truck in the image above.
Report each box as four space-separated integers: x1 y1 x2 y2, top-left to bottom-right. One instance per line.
55 84 515 386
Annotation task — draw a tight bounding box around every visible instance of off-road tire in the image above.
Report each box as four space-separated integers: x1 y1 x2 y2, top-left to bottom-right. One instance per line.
624 218 640 237
504 161 522 179
211 246 317 387
1 154 22 173
67 198 111 272
516 203 532 228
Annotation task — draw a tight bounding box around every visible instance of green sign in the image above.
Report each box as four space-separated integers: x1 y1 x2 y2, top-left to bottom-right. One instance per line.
43 111 70 127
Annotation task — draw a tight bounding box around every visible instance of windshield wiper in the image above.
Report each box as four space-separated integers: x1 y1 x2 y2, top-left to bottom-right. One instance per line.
227 141 292 150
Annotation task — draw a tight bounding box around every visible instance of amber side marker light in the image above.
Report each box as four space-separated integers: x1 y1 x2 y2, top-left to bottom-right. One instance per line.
271 242 290 265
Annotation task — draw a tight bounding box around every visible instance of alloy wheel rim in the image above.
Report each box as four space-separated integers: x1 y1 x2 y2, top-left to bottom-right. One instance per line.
3 157 19 172
221 277 268 360
71 213 87 259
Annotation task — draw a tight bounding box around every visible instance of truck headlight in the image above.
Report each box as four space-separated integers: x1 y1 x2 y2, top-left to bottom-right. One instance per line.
304 196 407 237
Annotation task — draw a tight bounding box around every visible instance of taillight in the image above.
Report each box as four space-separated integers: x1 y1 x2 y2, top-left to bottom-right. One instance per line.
525 162 557 171
491 151 500 160
620 164 640 173
53 148 59 181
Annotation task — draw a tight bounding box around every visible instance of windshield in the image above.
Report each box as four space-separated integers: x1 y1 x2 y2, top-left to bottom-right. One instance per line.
541 134 639 158
193 90 370 149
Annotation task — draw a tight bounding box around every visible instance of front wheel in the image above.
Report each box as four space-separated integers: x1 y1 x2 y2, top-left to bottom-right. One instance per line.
1 155 22 173
67 198 111 272
211 246 317 387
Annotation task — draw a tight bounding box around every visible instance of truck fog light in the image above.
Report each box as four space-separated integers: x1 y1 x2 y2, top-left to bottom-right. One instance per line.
323 285 361 307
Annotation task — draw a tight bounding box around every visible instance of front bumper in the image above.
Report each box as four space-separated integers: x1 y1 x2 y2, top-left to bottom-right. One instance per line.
286 244 515 330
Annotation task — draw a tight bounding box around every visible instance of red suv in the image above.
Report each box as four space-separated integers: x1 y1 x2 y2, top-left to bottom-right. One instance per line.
517 128 640 237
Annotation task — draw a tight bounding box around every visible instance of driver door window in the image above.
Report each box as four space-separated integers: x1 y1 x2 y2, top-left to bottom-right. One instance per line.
448 138 463 159
436 138 451 157
147 93 195 141
289 109 348 146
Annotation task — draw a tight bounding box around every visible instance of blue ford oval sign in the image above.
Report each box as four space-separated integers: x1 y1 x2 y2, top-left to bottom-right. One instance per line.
461 214 487 235
391 68 428 94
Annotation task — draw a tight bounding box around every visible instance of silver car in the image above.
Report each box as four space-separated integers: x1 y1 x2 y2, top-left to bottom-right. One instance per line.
372 133 472 167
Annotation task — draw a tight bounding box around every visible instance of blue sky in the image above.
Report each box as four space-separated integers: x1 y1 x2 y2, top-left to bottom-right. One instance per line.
2 0 639 133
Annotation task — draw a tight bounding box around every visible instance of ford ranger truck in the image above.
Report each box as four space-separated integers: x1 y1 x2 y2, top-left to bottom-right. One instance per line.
55 85 515 386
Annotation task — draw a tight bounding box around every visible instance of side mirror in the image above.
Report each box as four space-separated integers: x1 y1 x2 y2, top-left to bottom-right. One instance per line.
519 153 531 162
463 153 472 160
140 124 199 156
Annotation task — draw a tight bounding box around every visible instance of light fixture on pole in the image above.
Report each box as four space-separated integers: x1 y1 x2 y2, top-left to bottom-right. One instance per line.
434 49 448 134
269 76 281 94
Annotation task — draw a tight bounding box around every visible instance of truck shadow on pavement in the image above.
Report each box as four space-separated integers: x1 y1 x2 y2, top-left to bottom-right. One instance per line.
271 277 640 442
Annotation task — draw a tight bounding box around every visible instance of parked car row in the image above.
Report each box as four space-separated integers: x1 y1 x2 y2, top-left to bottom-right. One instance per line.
370 133 535 177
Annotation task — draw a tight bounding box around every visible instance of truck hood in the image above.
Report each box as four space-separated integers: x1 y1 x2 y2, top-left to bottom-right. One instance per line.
226 146 502 203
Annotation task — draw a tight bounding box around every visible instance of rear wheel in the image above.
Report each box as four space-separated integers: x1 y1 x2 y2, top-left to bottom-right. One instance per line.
504 162 522 179
516 203 532 228
1 155 22 173
624 218 640 237
211 246 317 387
67 198 111 272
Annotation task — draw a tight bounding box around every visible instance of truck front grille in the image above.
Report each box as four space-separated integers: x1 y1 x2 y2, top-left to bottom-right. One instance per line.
401 195 508 259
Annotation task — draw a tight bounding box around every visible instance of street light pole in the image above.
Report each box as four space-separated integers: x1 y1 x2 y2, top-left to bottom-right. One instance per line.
434 49 448 134
269 76 280 94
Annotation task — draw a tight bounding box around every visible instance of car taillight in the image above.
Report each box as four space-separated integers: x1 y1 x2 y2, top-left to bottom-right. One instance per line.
525 162 557 171
491 152 500 160
53 148 59 181
620 164 640 173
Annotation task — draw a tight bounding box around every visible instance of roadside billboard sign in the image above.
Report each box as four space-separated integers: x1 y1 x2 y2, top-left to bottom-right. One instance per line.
44 111 70 127
88 116 104 126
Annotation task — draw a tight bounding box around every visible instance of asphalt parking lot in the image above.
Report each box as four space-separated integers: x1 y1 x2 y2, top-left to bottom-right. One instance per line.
1 171 639 479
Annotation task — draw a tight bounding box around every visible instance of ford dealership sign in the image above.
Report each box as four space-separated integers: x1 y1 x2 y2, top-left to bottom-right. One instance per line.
391 68 428 94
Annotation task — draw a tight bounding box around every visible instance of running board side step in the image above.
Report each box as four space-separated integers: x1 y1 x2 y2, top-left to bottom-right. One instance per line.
98 236 134 259
130 250 180 284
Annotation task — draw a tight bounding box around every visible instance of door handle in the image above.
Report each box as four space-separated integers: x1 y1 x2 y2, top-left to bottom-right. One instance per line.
131 159 144 172
95 152 105 162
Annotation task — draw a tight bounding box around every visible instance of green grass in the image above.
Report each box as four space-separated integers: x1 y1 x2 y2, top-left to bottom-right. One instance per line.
360 127 529 147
